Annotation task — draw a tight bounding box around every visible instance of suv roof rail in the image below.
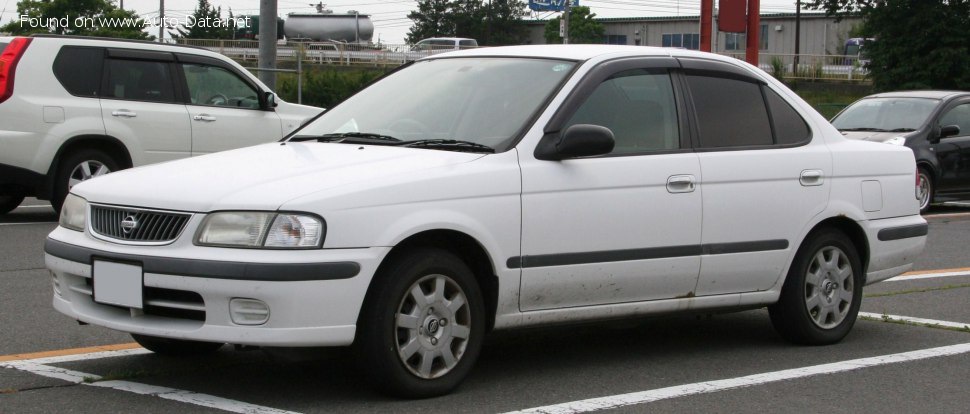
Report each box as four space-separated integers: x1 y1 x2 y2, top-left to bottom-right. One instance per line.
29 34 210 52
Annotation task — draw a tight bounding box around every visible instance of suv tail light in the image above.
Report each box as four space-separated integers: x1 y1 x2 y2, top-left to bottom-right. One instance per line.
0 37 32 104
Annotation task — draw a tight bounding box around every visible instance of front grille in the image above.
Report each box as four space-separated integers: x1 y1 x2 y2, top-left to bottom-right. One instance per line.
91 205 190 243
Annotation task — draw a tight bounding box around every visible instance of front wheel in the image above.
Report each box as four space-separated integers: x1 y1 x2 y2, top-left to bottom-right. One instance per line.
917 167 933 214
356 248 485 398
769 229 863 345
131 334 224 356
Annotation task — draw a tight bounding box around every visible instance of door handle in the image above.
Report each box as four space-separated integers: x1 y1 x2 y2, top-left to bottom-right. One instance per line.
667 175 696 193
111 110 137 118
193 114 217 122
800 169 824 186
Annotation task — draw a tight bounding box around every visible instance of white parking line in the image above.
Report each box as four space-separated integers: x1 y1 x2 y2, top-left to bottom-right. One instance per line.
15 205 53 209
886 270 970 282
507 329 970 414
859 312 970 331
0 221 57 226
1 351 300 414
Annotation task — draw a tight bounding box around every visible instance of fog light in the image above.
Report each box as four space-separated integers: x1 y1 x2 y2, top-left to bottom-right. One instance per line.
229 298 270 325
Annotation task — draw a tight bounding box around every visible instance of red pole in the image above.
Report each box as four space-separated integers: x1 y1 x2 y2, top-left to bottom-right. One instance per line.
700 0 713 52
745 0 760 65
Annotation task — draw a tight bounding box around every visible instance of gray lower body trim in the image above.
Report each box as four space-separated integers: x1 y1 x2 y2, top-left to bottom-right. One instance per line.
507 239 789 269
877 223 929 241
45 238 360 281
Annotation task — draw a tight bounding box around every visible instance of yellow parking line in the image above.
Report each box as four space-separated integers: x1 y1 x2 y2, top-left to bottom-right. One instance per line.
901 267 970 276
0 343 141 363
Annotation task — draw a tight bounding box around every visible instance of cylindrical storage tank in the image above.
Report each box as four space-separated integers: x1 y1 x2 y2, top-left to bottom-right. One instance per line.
284 13 375 43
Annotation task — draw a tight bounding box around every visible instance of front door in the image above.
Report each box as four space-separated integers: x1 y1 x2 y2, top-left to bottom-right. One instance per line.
518 60 702 311
934 101 970 195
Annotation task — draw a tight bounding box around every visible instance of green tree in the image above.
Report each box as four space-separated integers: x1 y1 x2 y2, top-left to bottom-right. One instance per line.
544 6 604 44
406 0 528 46
1 0 151 40
808 0 970 91
170 0 234 40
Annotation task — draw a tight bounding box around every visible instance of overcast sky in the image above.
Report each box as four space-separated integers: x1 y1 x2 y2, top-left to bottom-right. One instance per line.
1 0 810 44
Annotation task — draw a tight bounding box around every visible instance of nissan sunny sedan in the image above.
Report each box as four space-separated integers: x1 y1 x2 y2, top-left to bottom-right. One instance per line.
46 45 927 398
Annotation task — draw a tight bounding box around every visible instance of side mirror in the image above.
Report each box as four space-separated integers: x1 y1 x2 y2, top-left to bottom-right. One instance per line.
534 124 615 161
262 91 278 110
940 124 961 139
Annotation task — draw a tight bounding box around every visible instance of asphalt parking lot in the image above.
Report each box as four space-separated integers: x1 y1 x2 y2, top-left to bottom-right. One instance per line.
2 199 969 413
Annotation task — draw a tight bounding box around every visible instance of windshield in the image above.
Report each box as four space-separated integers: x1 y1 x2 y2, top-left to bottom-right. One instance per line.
831 97 939 132
290 57 576 152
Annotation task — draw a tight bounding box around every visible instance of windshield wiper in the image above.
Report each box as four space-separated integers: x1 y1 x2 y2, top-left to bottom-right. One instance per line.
289 132 402 143
838 127 890 132
888 128 916 132
398 139 495 153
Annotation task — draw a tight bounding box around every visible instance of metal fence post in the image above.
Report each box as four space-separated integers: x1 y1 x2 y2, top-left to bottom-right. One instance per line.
297 43 303 105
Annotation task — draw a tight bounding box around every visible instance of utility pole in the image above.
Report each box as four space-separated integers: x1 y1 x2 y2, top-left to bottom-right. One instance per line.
562 1 570 44
794 0 801 73
158 0 164 42
485 0 491 45
259 0 278 90
744 0 760 66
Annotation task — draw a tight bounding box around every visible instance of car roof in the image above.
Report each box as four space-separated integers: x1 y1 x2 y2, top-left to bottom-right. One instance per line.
865 90 970 100
433 44 700 61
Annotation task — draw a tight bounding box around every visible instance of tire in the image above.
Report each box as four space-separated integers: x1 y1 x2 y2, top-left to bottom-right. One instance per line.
917 167 933 214
131 334 224 356
356 248 485 398
0 190 26 215
52 149 121 212
769 228 863 345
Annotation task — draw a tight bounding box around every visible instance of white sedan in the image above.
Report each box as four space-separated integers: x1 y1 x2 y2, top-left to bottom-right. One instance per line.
47 45 927 398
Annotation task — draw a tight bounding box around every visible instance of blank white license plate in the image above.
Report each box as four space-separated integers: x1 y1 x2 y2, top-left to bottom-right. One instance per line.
93 260 143 309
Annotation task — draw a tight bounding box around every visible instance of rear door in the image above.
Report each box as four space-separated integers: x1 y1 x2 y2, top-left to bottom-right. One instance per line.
679 58 830 296
176 55 283 156
99 49 191 165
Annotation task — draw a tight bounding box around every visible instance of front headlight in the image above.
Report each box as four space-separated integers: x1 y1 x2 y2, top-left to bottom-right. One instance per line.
59 194 87 231
196 212 325 249
885 136 907 146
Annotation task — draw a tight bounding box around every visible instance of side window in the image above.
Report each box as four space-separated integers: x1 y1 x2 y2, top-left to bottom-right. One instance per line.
687 74 772 148
459 39 476 48
565 69 680 154
764 87 811 145
939 103 970 136
54 47 104 98
104 59 176 103
182 64 260 109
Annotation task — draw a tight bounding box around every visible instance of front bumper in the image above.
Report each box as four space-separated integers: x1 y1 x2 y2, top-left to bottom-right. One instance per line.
46 226 389 347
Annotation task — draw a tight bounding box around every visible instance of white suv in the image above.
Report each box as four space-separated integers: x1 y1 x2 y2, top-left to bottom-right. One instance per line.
0 35 322 213
46 46 927 398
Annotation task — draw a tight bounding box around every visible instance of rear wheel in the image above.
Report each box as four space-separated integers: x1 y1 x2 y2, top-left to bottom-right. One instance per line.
356 248 485 398
131 334 224 356
918 167 933 214
0 189 26 215
52 149 120 212
769 228 863 345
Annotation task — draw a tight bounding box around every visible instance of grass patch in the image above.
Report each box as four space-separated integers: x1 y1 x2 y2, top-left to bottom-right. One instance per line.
1 388 16 394
861 313 970 334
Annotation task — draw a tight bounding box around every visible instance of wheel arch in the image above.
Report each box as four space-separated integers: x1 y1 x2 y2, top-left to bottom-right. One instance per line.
365 229 499 332
43 135 133 199
799 216 870 278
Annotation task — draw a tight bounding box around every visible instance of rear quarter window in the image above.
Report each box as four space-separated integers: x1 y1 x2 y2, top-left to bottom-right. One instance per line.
54 47 105 98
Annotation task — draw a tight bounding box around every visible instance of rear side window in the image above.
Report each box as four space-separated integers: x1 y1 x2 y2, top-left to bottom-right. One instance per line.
103 59 177 103
54 47 104 98
687 74 773 148
764 88 811 145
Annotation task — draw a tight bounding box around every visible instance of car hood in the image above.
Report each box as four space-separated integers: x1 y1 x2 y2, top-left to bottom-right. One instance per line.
840 130 908 142
72 143 486 212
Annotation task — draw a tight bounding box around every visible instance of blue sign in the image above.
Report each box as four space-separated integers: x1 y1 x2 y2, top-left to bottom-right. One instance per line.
529 0 579 12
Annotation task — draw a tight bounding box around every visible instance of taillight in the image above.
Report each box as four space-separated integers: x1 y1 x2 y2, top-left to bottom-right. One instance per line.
0 37 32 104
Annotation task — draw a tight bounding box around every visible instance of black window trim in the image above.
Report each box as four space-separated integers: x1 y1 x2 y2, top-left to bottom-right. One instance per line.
540 56 693 159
